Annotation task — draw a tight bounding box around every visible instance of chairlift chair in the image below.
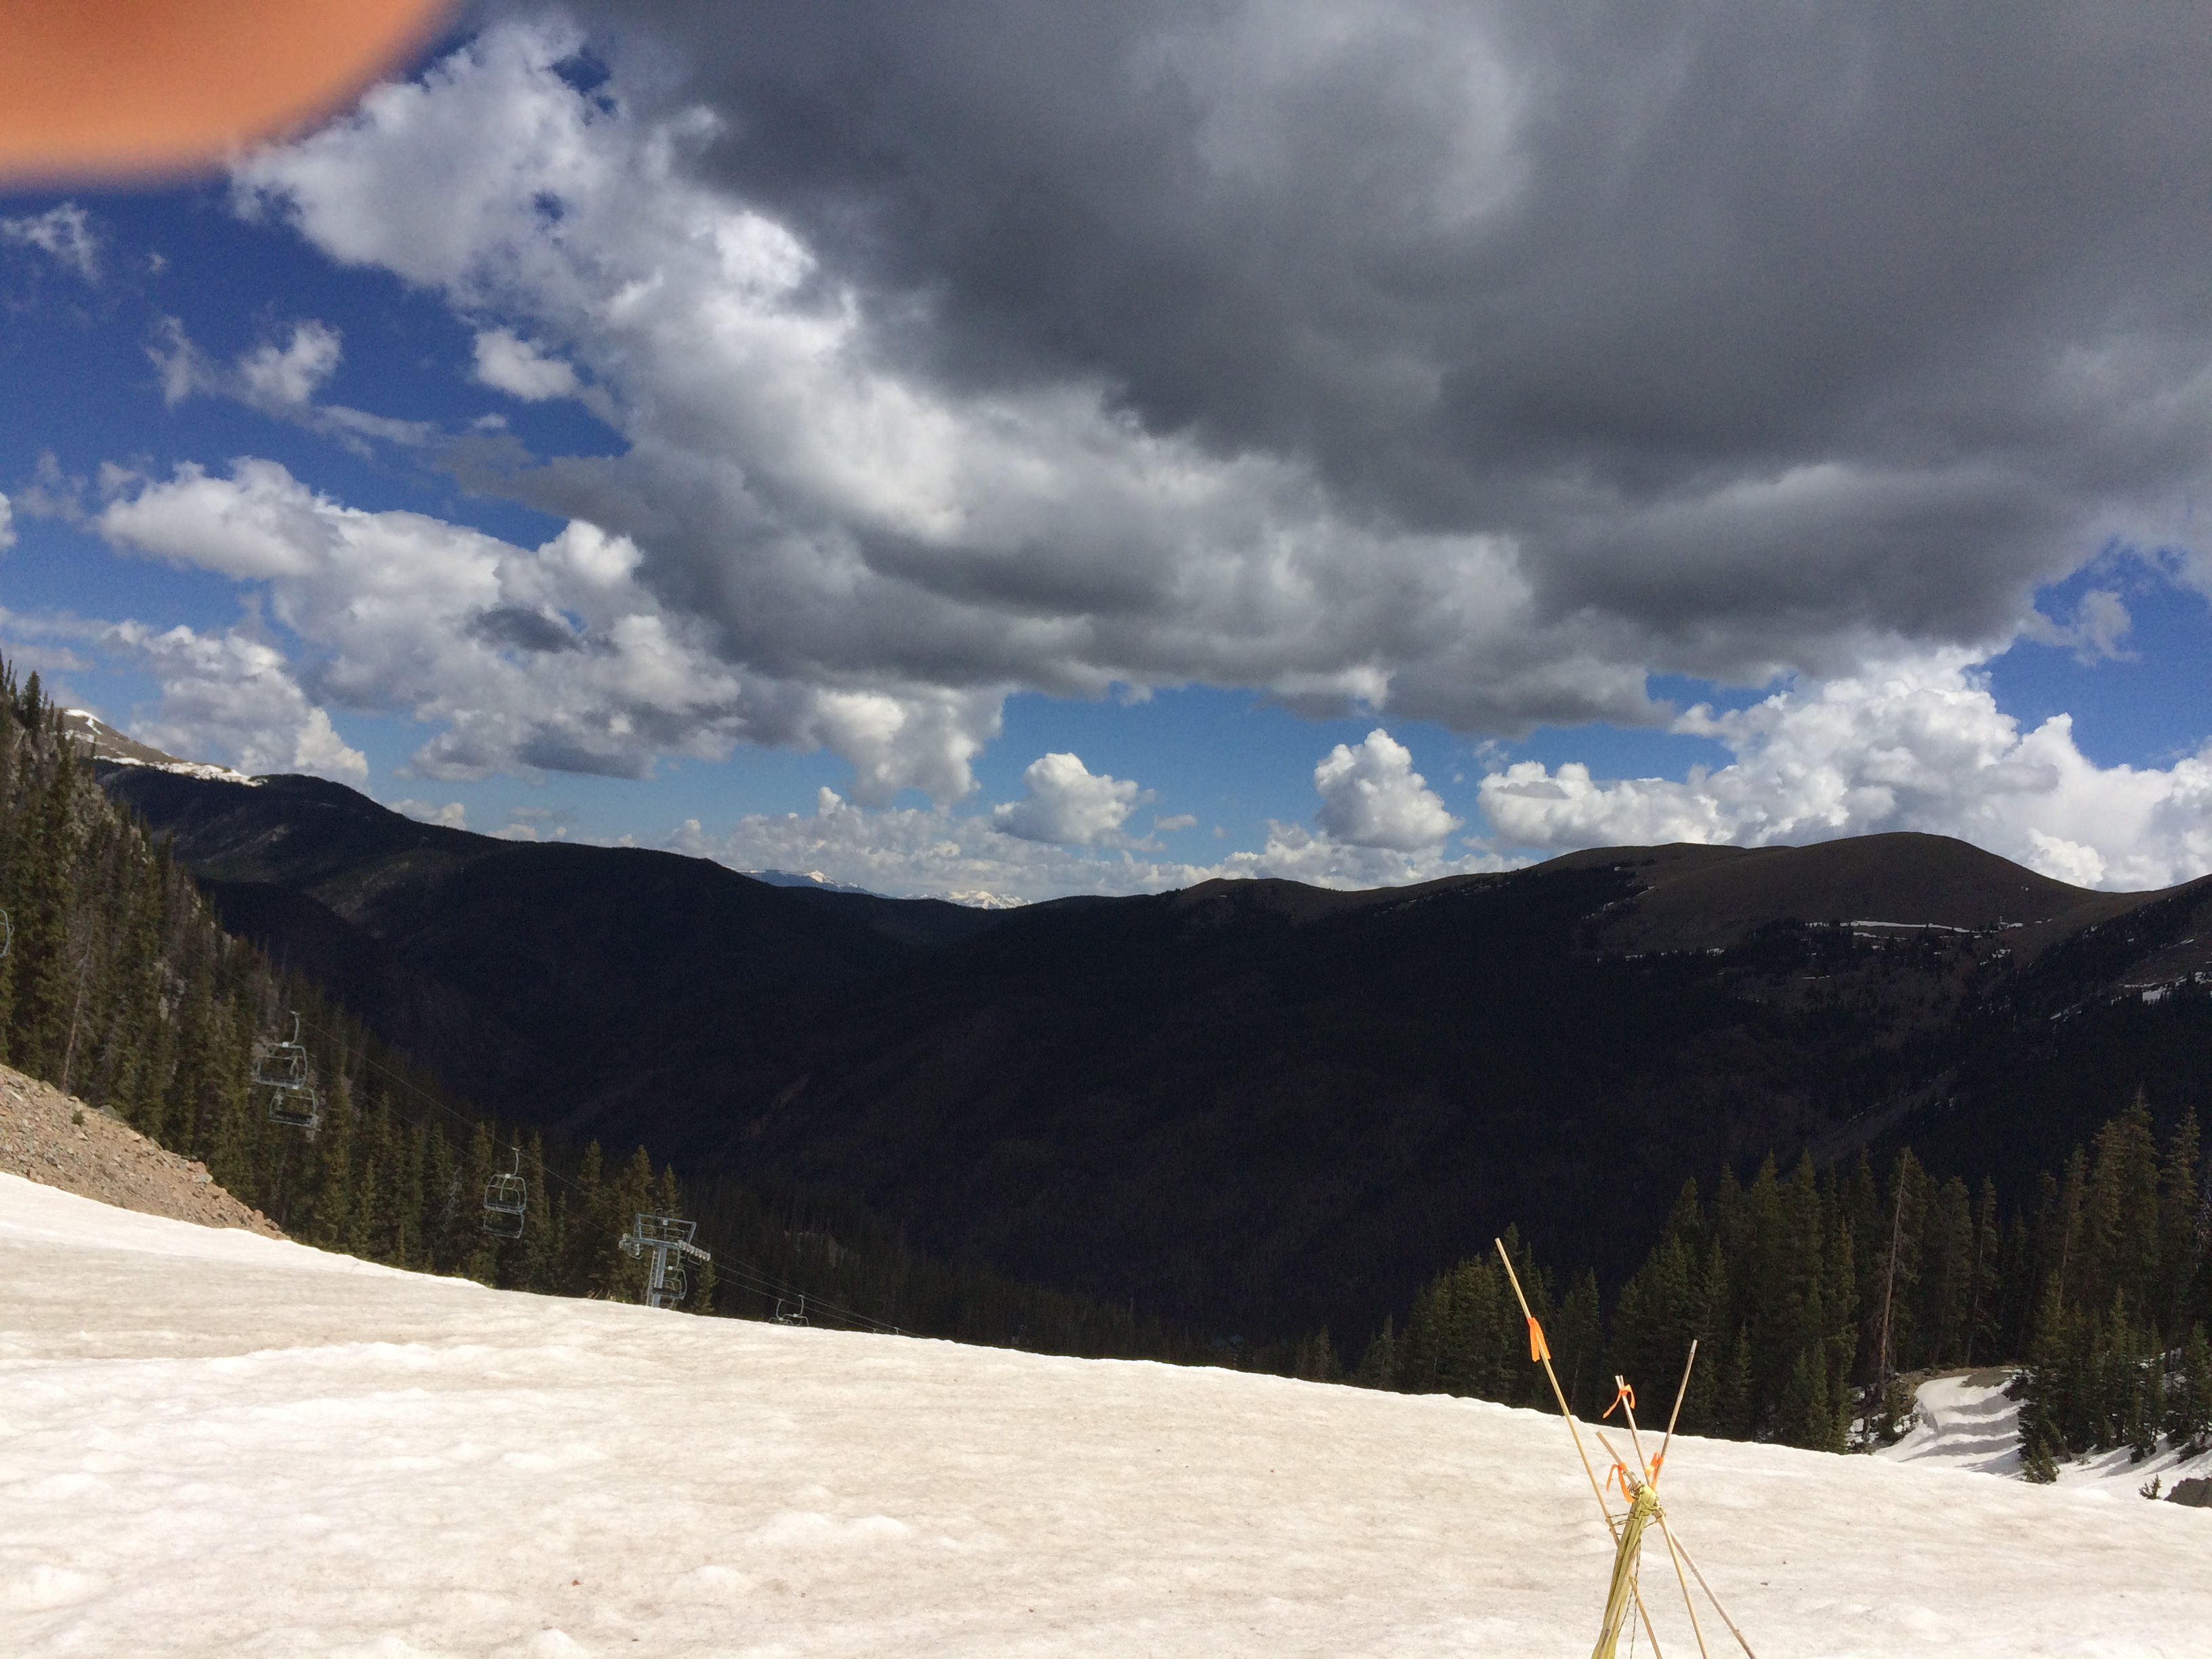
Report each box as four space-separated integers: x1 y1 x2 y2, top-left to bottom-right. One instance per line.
774 1294 809 1326
251 1012 321 1130
262 1082 321 1130
483 1149 527 1238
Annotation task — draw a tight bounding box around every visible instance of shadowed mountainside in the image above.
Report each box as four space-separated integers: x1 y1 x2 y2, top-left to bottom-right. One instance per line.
100 763 2212 1345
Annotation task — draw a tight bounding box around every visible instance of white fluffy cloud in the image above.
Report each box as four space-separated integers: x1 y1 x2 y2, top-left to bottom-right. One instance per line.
1477 653 2212 890
990 753 1146 845
236 321 344 411
0 599 362 783
153 317 339 412
148 317 433 452
1 204 99 281
102 620 368 781
472 327 581 401
94 458 1001 798
674 729 1504 903
1313 729 1461 849
391 798 467 828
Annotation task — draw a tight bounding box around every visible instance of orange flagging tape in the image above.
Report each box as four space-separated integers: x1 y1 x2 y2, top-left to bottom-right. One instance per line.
1527 1315 1551 1363
1603 1380 1636 1419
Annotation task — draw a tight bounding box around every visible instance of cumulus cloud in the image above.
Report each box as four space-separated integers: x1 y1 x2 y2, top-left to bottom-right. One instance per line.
101 619 368 781
0 599 362 781
236 321 344 411
673 729 1504 903
1313 729 1461 849
989 752 1146 845
191 11 2212 821
1 204 99 280
149 317 432 449
2021 589 2135 665
93 457 1002 798
472 327 581 401
218 21 1695 783
1477 654 2212 890
0 5 2168 890
392 798 467 828
546 2 2212 668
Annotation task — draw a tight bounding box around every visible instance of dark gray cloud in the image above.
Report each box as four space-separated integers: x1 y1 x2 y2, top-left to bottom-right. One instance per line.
559 0 2212 668
470 603 582 653
211 7 2212 808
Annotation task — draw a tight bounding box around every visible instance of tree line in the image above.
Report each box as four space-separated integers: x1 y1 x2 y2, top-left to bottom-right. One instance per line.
3 668 1185 1359
1300 1085 2212 1473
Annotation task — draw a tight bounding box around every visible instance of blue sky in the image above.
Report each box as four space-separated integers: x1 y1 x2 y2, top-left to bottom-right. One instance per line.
5 8 2212 901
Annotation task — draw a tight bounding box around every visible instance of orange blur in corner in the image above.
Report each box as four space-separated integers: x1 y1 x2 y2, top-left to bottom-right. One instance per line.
0 0 454 185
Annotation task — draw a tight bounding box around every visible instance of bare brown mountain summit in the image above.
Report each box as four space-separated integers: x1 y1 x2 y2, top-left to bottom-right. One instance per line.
1552 832 2209 961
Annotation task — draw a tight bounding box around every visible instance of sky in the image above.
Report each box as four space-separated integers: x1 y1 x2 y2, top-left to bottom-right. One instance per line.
4 1 2212 902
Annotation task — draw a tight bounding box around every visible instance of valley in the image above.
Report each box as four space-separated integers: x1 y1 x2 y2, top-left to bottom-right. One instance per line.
100 762 2212 1347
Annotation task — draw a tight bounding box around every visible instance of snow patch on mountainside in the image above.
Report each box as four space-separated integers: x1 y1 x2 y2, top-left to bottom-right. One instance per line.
1880 1370 2212 1499
61 708 260 785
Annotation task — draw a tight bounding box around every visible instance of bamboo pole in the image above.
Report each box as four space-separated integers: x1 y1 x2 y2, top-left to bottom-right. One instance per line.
1642 1345 1711 1659
1661 1522 1758 1659
1494 1238 1615 1532
1603 1353 1755 1659
1657 1339 1698 1483
1494 1239 1668 1658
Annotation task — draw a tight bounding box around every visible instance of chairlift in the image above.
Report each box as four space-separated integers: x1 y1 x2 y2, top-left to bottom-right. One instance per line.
483 1149 527 1239
618 1212 710 1309
0 907 11 961
251 1011 320 1130
774 1294 809 1327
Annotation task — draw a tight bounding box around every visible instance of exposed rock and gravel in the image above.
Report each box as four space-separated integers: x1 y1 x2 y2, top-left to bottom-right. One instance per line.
0 1063 282 1236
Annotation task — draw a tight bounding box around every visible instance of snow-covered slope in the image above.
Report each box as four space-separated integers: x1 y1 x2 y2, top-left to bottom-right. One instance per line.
3 1175 2207 1657
1879 1369 2212 1497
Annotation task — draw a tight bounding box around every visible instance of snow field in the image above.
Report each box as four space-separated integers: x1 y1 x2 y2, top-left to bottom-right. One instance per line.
3 1173 2209 1657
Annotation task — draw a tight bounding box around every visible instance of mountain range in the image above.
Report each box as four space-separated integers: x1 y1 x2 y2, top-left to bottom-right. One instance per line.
96 760 2212 1345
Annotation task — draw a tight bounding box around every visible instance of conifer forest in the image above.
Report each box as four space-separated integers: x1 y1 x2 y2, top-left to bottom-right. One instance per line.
1338 1109 2212 1475
9 657 2210 1471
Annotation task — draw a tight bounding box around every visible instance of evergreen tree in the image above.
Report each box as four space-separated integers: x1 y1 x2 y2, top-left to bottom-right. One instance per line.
2170 1325 2212 1454
1353 1317 1397 1389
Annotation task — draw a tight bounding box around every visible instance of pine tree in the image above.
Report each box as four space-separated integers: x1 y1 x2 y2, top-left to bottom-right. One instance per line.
517 1132 556 1292
1964 1177 2001 1366
1353 1317 1397 1388
1552 1270 1604 1418
2170 1324 2212 1453
2158 1110 2203 1338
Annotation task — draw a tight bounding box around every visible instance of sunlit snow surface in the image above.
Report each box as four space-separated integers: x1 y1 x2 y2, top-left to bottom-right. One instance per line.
4 1174 2209 1657
1880 1370 2212 1496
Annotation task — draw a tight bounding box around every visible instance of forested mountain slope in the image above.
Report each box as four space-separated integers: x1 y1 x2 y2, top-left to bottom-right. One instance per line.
101 758 2212 1355
0 682 1171 1358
